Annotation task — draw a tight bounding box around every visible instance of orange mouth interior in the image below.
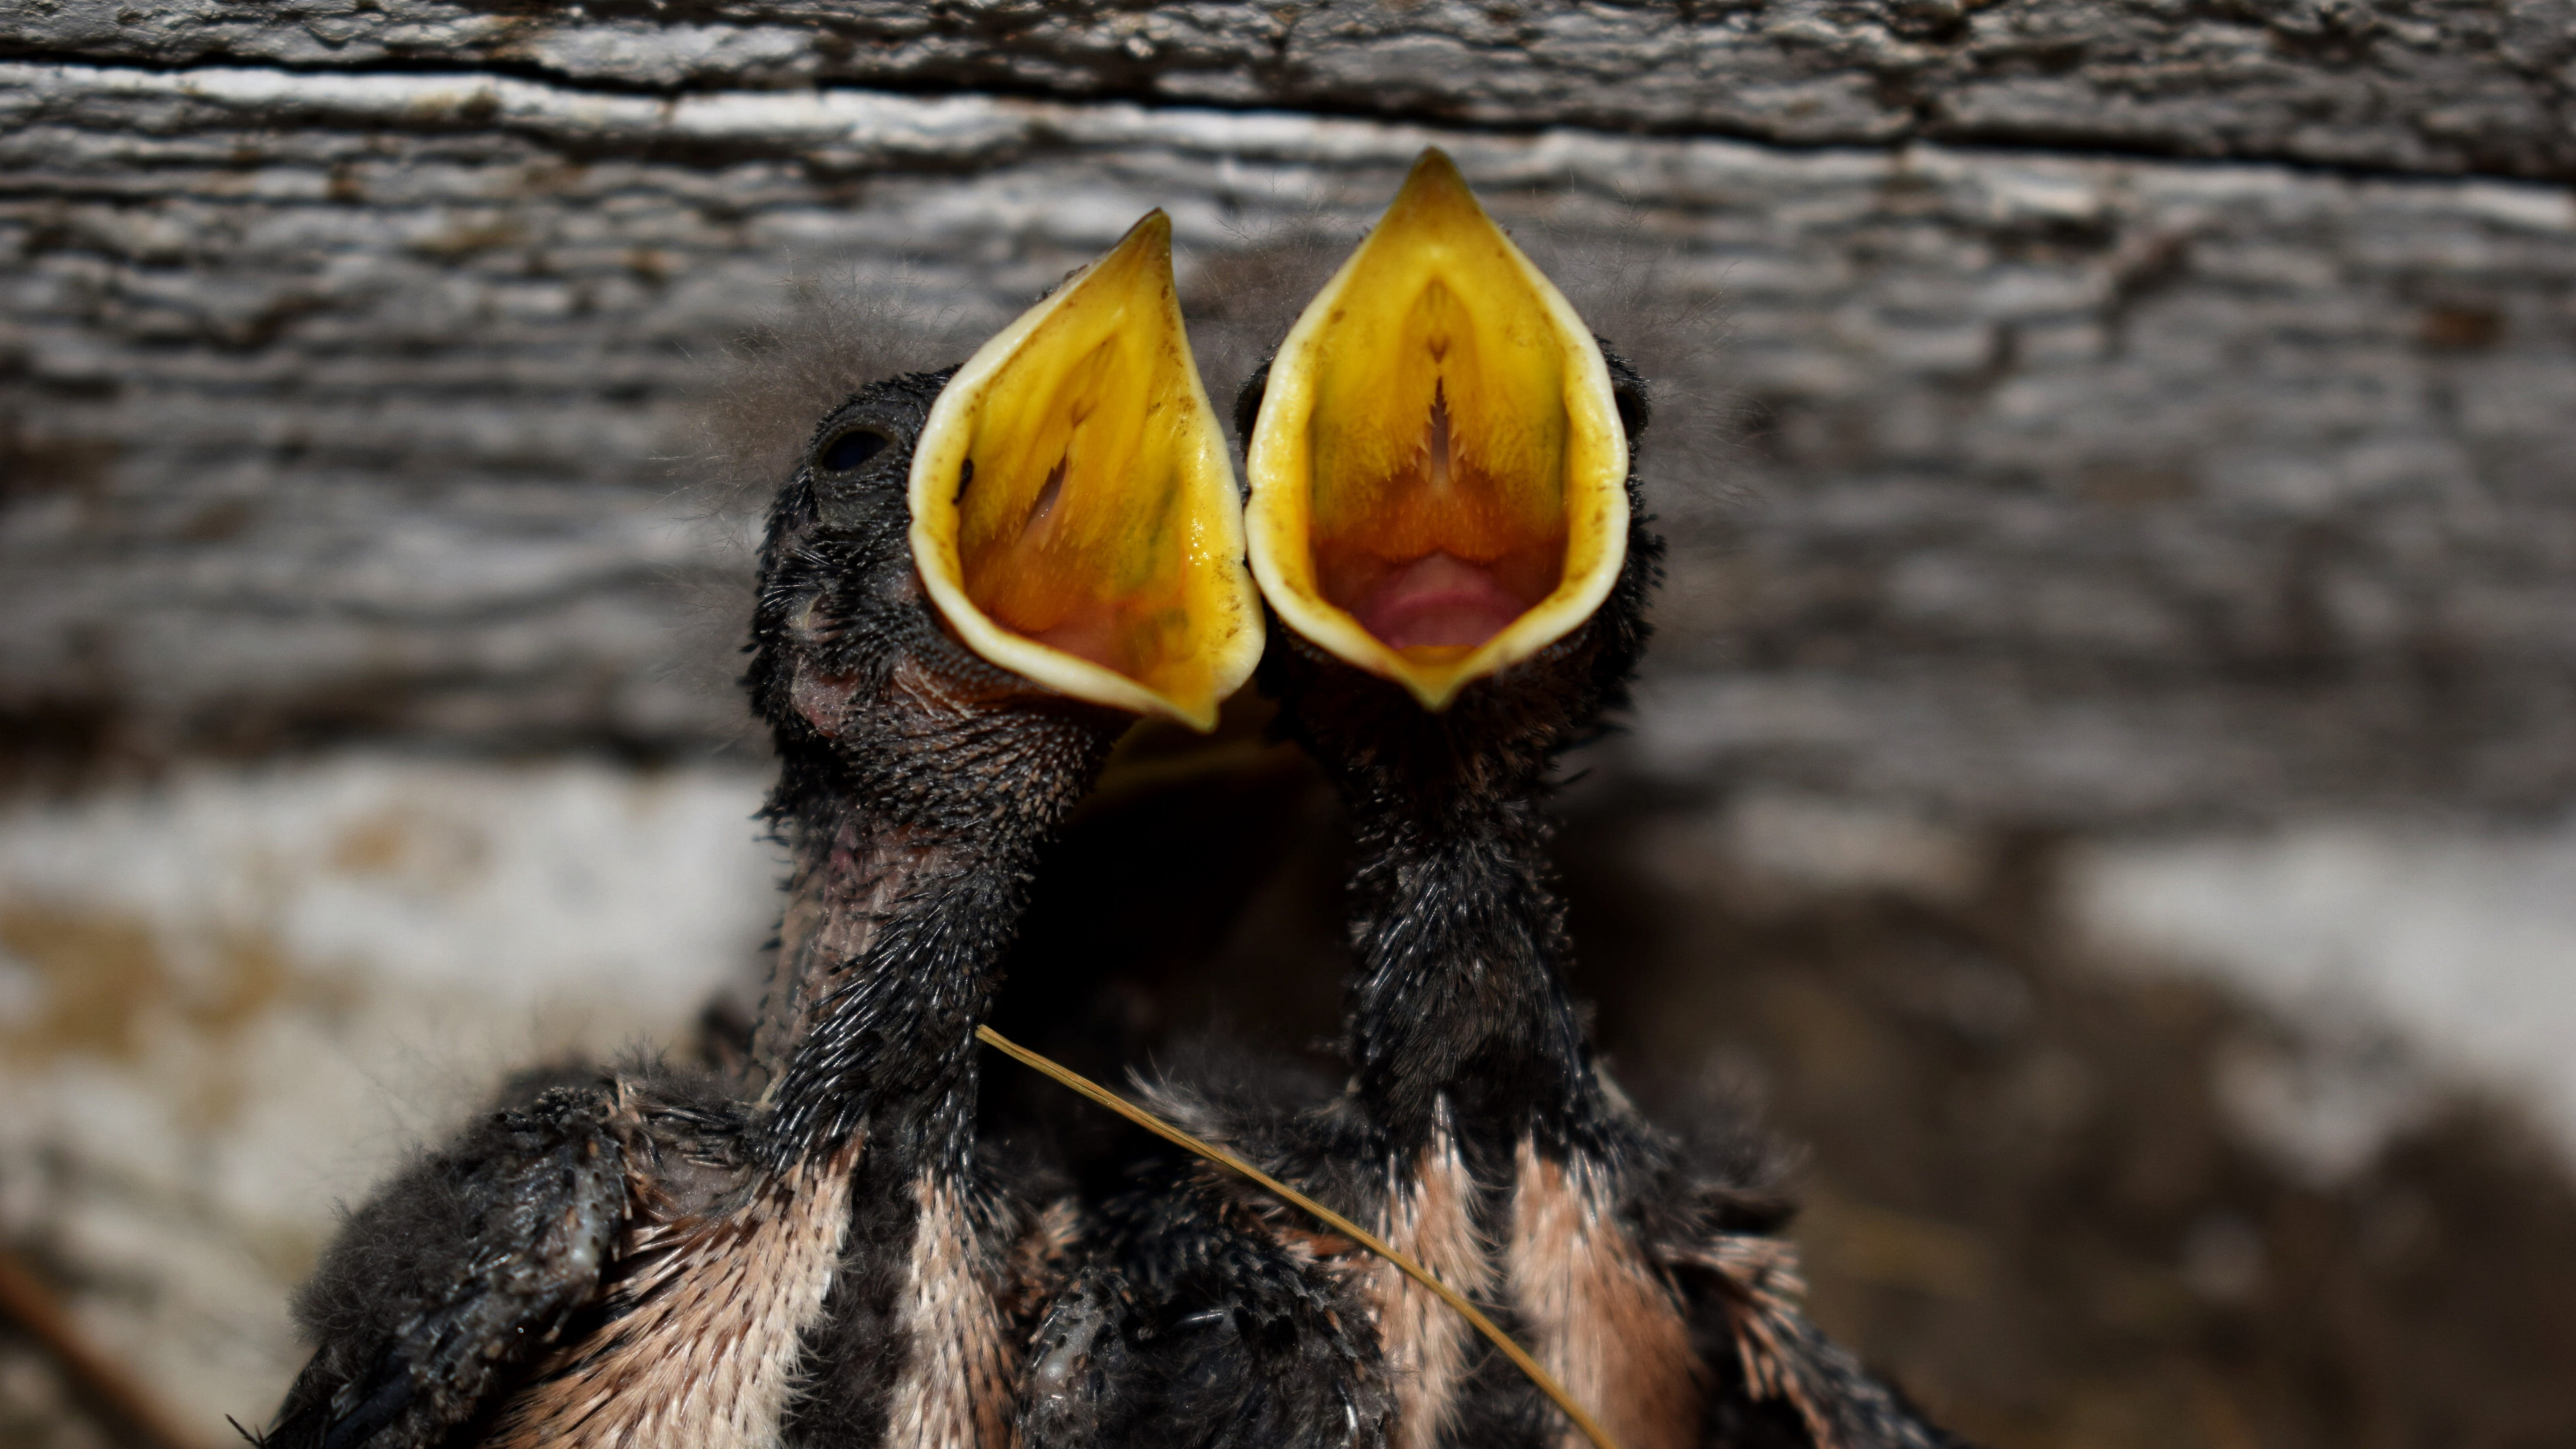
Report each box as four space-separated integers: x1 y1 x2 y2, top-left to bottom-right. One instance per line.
1245 148 1625 710
1306 272 1571 663
953 328 1193 688
912 212 1259 729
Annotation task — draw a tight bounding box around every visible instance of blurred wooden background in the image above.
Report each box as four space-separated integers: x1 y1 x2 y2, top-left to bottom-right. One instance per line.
3 5 2575 1448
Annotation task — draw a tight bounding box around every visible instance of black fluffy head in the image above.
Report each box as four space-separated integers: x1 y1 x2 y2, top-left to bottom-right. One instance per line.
743 371 1126 843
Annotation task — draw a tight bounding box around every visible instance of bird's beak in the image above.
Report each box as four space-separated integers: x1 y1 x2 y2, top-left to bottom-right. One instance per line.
1244 148 1628 712
909 211 1262 732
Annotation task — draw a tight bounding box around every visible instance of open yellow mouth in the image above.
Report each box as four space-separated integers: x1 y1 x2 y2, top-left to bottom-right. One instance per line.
1244 149 1628 712
909 212 1262 731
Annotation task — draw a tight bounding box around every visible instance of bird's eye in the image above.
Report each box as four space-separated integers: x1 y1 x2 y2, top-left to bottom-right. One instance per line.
820 427 892 472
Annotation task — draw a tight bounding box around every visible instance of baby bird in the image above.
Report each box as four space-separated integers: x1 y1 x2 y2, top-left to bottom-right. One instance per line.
264 213 1258 1449
1020 152 1966 1449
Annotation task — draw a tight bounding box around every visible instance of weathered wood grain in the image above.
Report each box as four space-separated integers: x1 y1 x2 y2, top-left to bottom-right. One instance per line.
3 37 2573 825
6 1 2573 179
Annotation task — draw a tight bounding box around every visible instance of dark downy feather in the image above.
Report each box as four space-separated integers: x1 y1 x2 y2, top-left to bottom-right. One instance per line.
266 299 1127 1448
265 1061 749 1449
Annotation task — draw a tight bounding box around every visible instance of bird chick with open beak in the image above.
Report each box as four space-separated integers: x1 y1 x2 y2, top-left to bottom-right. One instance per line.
1020 152 1967 1449
263 213 1259 1449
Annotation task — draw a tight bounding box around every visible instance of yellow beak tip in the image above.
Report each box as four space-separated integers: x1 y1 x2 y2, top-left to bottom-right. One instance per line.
1385 148 1488 231
1118 208 1173 256
1406 147 1468 191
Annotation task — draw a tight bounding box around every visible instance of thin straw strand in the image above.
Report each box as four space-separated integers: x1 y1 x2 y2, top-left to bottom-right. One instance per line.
976 1024 1624 1449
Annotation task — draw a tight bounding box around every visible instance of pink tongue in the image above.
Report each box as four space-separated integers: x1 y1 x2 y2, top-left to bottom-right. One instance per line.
1351 552 1527 651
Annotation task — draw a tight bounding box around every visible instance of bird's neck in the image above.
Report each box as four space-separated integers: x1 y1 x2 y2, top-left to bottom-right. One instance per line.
1341 774 1595 1159
750 730 1104 1172
752 806 971 1082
